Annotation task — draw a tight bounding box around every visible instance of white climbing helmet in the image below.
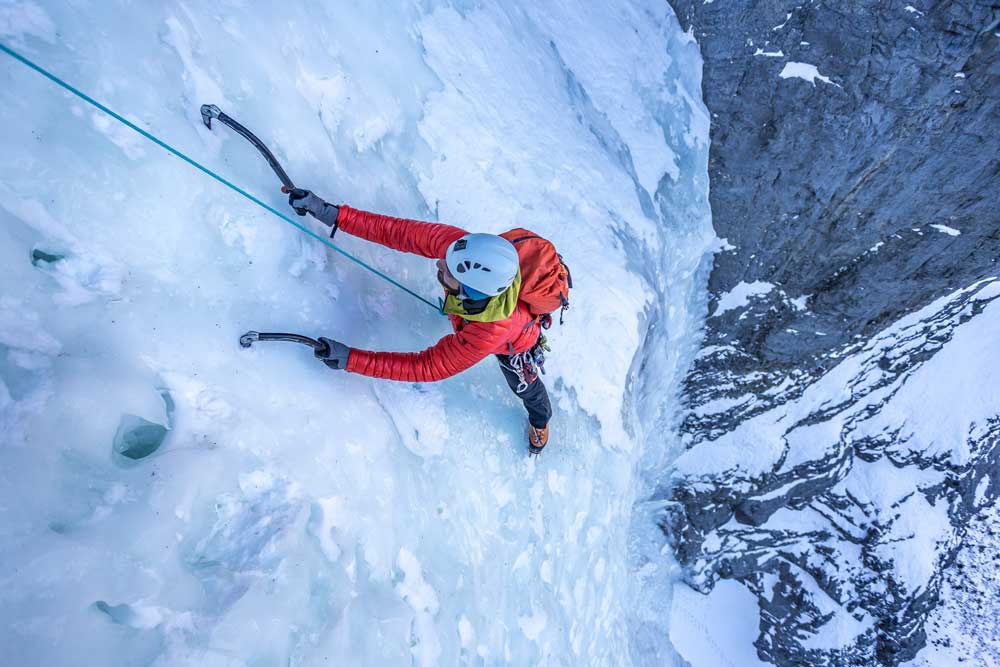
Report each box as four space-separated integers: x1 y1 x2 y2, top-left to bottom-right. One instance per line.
445 233 520 297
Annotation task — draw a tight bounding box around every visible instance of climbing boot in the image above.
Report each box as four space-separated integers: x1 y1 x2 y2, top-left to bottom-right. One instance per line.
528 423 549 456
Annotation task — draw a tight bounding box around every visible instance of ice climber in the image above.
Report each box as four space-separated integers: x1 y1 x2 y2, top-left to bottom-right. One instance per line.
287 188 572 455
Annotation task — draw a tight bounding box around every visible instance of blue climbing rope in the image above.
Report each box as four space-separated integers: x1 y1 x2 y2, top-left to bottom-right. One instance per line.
0 41 441 312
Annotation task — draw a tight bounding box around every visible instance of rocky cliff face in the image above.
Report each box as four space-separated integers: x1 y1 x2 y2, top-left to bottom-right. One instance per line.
661 1 1000 665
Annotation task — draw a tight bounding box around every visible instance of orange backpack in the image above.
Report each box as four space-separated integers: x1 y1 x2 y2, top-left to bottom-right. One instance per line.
500 228 573 326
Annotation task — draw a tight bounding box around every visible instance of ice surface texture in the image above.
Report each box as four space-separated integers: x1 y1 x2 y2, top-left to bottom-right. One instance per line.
0 2 714 665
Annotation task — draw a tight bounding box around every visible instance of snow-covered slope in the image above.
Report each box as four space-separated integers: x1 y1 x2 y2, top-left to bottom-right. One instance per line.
907 503 1000 667
0 2 715 665
664 278 1000 665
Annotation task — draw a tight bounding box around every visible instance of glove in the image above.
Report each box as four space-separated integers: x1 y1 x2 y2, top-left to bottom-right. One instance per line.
316 336 351 370
288 188 340 228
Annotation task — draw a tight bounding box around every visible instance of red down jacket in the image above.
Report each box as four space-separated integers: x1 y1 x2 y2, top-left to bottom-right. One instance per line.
337 205 540 382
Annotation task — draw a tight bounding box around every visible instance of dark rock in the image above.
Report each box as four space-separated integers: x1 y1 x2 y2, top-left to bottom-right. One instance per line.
111 389 175 463
113 414 168 461
30 248 64 266
670 0 1000 443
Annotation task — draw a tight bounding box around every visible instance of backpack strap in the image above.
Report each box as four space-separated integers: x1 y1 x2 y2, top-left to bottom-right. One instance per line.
556 253 571 324
521 313 553 331
558 253 573 288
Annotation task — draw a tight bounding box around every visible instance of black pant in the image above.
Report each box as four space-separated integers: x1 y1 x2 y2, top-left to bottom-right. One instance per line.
496 354 552 429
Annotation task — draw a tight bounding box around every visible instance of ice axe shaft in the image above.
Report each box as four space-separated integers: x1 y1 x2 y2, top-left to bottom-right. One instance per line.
239 331 330 356
201 104 295 192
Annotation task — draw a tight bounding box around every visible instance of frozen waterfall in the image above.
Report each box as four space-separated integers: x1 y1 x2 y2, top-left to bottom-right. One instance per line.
0 2 716 665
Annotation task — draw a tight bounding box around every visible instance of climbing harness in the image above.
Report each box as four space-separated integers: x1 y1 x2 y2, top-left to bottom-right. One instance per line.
0 42 440 313
501 335 549 393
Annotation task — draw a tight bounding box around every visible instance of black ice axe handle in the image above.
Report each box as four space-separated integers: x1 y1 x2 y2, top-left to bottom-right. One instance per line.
201 104 296 193
239 331 330 357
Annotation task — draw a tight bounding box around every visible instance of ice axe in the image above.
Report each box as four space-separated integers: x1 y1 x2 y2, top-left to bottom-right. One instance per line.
200 104 296 193
239 331 330 356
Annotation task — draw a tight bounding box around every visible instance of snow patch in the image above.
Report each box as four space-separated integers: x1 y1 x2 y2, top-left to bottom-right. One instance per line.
671 581 771 667
773 12 792 31
779 62 839 87
930 223 961 236
713 281 775 317
975 476 991 507
789 294 811 311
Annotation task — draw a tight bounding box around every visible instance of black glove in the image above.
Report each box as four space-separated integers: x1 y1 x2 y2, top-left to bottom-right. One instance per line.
288 188 340 228
316 336 351 370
